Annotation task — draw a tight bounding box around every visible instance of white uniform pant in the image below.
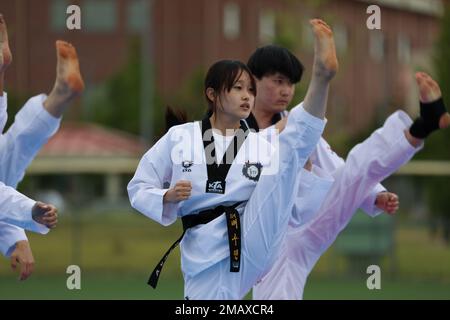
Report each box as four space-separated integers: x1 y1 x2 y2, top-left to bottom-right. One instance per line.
252 110 420 299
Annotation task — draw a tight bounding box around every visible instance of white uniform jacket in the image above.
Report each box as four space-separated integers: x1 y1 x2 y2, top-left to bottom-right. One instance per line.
128 105 326 278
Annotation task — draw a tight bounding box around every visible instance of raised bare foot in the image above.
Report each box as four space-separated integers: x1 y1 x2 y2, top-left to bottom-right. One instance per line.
54 40 84 96
0 14 12 73
44 40 84 118
310 19 338 81
415 72 450 129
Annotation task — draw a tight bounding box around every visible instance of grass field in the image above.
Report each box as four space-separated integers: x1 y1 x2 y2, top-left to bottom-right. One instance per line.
1 274 449 300
1 210 449 300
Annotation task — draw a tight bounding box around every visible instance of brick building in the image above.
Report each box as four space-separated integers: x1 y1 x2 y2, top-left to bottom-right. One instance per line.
1 0 445 135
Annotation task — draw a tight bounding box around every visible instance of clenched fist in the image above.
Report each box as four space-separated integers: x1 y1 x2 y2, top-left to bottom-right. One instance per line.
164 180 192 203
10 240 34 281
31 201 58 229
375 192 399 215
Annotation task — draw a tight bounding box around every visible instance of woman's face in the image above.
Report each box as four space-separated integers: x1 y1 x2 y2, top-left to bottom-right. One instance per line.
214 70 255 122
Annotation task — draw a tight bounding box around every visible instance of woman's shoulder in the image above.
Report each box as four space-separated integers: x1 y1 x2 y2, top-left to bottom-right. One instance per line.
247 129 275 148
165 121 200 137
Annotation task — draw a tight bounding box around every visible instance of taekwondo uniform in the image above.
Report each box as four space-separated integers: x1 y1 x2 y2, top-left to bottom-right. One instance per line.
128 103 326 299
0 93 61 256
252 110 421 299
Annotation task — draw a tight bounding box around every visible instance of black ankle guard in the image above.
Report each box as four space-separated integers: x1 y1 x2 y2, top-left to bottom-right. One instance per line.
410 98 447 139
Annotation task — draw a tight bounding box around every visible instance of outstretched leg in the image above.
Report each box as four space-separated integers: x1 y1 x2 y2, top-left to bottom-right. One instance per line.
276 72 449 300
0 38 84 186
302 19 338 119
183 19 338 300
237 19 338 298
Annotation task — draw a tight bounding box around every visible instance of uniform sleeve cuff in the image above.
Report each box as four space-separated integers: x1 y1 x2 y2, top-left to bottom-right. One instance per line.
23 199 50 234
34 94 62 129
292 102 327 131
362 190 383 217
155 188 178 226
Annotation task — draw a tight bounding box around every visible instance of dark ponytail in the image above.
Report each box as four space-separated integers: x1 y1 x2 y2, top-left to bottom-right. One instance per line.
165 105 188 133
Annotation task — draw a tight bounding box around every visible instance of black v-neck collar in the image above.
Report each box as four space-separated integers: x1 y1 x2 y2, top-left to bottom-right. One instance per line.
200 116 249 180
245 112 283 132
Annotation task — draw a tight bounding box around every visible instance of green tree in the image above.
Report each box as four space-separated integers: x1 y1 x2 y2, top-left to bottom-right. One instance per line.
170 67 207 121
85 39 165 141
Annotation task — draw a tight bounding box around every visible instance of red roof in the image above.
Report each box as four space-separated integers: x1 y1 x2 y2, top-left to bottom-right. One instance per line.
38 122 149 157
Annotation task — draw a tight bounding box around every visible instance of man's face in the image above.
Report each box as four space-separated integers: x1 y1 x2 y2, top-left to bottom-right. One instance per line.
255 73 295 114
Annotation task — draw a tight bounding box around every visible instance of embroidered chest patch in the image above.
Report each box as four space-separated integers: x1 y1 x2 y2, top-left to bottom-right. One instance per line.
242 161 262 181
182 160 193 172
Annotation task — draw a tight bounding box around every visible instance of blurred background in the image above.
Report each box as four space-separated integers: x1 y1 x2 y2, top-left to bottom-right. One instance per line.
0 0 449 299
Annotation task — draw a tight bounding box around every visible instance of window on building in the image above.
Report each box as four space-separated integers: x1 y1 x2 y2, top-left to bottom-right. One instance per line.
127 0 147 32
223 2 240 40
259 10 275 44
83 0 117 32
397 34 411 64
50 0 69 31
369 31 385 62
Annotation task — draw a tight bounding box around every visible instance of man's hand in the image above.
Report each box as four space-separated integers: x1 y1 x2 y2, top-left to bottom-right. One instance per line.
163 180 192 203
32 201 58 228
10 240 34 281
375 192 399 215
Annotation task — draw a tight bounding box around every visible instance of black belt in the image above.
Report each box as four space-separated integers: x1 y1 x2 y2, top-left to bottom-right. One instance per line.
148 202 243 288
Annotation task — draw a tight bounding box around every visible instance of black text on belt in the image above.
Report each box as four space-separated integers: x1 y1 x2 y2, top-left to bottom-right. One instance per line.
149 118 249 288
148 202 243 289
